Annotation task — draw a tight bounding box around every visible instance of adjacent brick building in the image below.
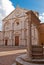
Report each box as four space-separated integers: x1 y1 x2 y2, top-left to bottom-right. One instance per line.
40 23 44 45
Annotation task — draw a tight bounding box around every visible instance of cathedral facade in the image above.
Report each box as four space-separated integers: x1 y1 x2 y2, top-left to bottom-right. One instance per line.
0 7 43 46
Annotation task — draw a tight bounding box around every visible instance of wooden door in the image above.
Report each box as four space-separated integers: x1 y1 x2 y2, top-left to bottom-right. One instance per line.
15 36 19 46
5 39 7 46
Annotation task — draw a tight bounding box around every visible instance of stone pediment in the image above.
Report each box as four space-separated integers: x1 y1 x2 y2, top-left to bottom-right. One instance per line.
3 7 28 21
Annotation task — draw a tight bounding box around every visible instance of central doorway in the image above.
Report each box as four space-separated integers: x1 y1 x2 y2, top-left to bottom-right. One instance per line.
15 36 19 46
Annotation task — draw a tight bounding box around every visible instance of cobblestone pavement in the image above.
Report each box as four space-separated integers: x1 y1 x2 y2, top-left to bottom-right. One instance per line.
0 46 26 65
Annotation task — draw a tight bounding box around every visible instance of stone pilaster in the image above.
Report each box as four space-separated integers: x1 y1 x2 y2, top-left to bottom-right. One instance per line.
26 11 32 60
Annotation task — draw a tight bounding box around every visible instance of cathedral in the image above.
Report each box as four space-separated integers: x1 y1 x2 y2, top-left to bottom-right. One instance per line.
0 7 44 46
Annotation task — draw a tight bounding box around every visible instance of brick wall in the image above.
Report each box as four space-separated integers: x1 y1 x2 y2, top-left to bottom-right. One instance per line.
40 23 44 45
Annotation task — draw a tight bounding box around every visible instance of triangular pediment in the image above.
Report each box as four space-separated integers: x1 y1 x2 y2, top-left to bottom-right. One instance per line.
3 7 29 21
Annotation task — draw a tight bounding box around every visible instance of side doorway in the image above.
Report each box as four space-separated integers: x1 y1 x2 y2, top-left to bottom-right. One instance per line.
5 39 8 46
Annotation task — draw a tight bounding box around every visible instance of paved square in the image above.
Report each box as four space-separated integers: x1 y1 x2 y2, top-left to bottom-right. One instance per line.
0 46 26 65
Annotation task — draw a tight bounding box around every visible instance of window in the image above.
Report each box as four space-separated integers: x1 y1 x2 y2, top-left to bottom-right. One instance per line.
16 22 19 25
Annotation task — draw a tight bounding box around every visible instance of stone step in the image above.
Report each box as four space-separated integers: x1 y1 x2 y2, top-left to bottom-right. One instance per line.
32 45 42 48
32 55 43 59
32 46 43 54
32 48 43 52
32 45 43 59
32 51 43 54
32 51 43 53
32 52 43 55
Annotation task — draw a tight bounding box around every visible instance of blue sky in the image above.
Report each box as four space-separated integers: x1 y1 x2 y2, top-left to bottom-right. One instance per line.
10 0 44 22
10 0 44 14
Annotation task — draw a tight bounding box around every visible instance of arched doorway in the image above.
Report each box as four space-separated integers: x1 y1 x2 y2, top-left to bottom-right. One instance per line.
5 39 8 46
15 36 19 46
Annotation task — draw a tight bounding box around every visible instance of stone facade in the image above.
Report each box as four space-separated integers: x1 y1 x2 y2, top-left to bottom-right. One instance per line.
0 7 42 46
0 31 3 45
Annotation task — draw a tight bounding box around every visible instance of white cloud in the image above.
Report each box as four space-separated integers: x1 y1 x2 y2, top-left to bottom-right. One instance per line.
39 13 44 23
0 0 15 30
2 0 15 16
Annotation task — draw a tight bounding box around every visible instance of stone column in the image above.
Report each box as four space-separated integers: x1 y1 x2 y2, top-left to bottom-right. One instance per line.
26 11 32 60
